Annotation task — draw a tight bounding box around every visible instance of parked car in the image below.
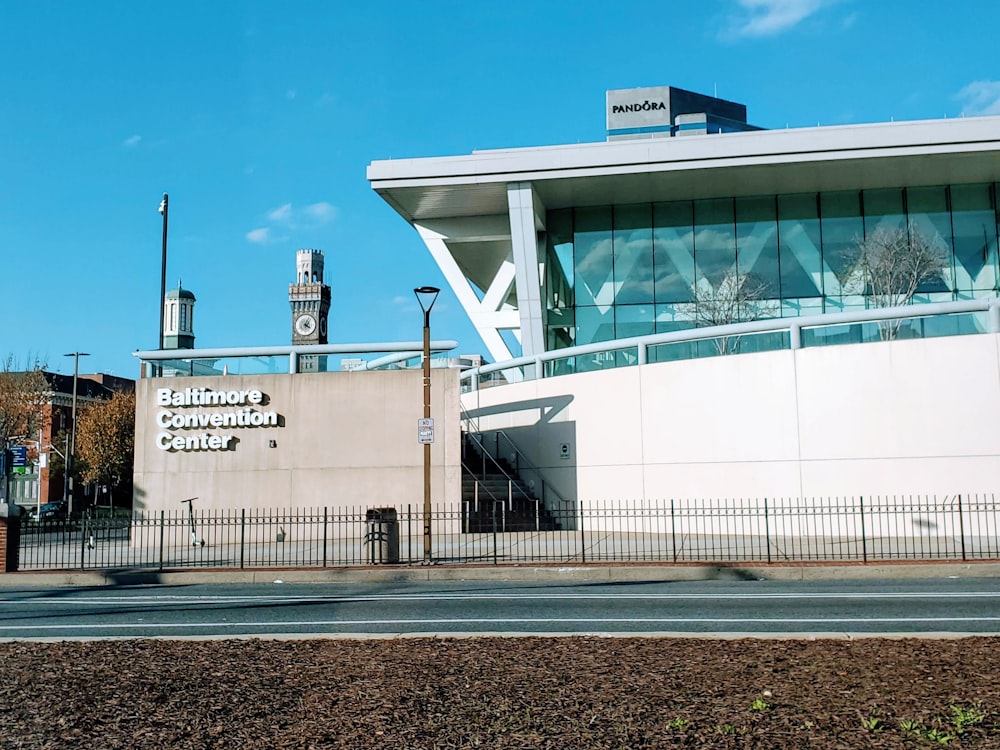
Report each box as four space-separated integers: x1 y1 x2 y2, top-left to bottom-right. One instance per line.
30 502 67 521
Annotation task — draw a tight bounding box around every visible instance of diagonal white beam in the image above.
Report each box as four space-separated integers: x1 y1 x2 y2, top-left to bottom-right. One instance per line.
415 223 516 364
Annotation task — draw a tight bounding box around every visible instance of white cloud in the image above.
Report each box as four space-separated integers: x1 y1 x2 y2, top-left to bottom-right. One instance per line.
303 201 338 224
246 227 270 244
957 80 1000 116
267 203 293 222
123 134 141 148
722 0 831 38
249 201 339 245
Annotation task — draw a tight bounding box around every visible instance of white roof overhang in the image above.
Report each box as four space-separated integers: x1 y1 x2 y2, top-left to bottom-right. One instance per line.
368 116 1000 223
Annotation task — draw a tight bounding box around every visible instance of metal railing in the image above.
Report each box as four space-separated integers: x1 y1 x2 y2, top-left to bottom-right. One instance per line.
14 494 1000 571
461 298 1000 389
133 340 460 376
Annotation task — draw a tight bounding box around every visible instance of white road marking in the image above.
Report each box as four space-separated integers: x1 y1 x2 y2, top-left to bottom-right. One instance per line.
1 616 1000 632
4 590 1000 606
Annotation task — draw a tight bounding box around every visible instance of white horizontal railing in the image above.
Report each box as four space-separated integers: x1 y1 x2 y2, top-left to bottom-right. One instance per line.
134 340 459 375
462 298 1000 389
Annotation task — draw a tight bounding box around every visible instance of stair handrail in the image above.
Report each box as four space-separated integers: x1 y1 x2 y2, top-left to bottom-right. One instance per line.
494 429 570 512
463 430 522 500
465 427 570 514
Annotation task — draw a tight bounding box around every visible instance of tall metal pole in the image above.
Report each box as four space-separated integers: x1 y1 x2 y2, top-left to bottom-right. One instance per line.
413 286 439 565
157 193 169 377
63 351 89 517
422 307 432 563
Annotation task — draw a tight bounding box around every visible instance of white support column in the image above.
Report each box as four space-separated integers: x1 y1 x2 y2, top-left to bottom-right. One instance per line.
507 182 546 359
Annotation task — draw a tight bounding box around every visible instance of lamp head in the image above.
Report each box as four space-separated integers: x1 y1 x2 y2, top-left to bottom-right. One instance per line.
413 286 440 314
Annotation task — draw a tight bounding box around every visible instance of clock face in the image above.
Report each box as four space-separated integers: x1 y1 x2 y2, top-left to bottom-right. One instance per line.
295 313 317 336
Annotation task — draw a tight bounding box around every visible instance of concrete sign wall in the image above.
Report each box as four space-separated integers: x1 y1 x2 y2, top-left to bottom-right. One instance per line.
134 369 461 513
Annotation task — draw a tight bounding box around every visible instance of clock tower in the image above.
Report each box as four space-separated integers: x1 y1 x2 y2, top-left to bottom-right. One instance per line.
289 249 332 373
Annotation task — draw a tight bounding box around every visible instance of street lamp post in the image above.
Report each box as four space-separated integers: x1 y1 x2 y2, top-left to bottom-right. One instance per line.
63 352 89 517
414 286 440 565
157 193 169 377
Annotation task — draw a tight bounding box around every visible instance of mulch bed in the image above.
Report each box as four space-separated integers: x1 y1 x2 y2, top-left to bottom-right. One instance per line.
2 637 1000 748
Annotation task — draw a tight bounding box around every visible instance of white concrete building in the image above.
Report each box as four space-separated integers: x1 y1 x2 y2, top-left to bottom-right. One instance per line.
368 88 1000 504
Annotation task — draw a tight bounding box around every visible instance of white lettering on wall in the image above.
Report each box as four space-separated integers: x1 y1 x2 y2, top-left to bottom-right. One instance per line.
153 388 279 452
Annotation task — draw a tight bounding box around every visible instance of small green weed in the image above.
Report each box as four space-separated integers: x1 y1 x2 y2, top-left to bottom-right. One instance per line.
749 697 771 712
664 716 689 732
715 723 736 735
951 702 986 734
861 715 884 733
925 725 957 745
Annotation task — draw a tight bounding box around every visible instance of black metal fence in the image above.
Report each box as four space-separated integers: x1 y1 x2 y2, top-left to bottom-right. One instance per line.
14 495 1000 572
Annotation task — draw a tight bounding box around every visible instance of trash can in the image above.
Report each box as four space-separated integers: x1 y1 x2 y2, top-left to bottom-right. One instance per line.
365 507 399 564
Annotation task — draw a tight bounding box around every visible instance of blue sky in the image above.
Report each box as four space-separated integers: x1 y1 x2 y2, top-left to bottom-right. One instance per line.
2 0 999 378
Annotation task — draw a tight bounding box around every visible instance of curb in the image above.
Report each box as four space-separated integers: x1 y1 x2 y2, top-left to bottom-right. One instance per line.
2 561 999 587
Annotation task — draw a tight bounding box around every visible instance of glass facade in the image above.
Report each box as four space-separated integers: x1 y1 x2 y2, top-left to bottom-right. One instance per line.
544 183 1000 359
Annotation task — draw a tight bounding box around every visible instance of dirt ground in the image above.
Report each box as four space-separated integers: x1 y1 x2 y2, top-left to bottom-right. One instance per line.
2 637 1000 749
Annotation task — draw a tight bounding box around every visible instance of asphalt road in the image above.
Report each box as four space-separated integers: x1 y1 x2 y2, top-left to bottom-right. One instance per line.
2 577 1000 640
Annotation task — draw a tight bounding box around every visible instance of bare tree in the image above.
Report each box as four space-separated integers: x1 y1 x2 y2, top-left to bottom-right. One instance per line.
845 226 949 340
682 272 777 354
0 355 49 451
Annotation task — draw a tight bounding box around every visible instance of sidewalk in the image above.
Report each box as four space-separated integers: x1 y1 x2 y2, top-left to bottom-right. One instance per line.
3 560 1000 587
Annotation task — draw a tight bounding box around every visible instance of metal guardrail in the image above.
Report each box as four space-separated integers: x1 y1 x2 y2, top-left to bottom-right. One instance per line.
13 495 1000 571
133 340 460 375
461 298 1000 388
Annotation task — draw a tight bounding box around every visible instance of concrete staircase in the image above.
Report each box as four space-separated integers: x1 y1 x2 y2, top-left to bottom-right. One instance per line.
461 435 560 533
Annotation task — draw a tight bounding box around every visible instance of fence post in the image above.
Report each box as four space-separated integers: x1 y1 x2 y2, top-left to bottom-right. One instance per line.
0 503 22 573
492 502 498 566
158 510 165 571
323 507 328 568
579 500 586 564
764 498 771 564
859 496 867 563
789 323 802 350
957 494 967 561
670 499 677 563
80 516 87 571
240 509 246 569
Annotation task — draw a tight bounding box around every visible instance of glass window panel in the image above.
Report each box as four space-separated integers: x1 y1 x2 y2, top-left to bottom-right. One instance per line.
652 201 695 303
615 304 655 339
545 209 574 311
575 305 615 347
693 198 737 288
862 188 905 236
951 183 998 292
820 191 864 309
651 305 697 363
571 304 618 372
780 297 825 318
735 195 780 305
777 193 823 301
907 186 955 294
613 204 654 304
573 206 614 307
